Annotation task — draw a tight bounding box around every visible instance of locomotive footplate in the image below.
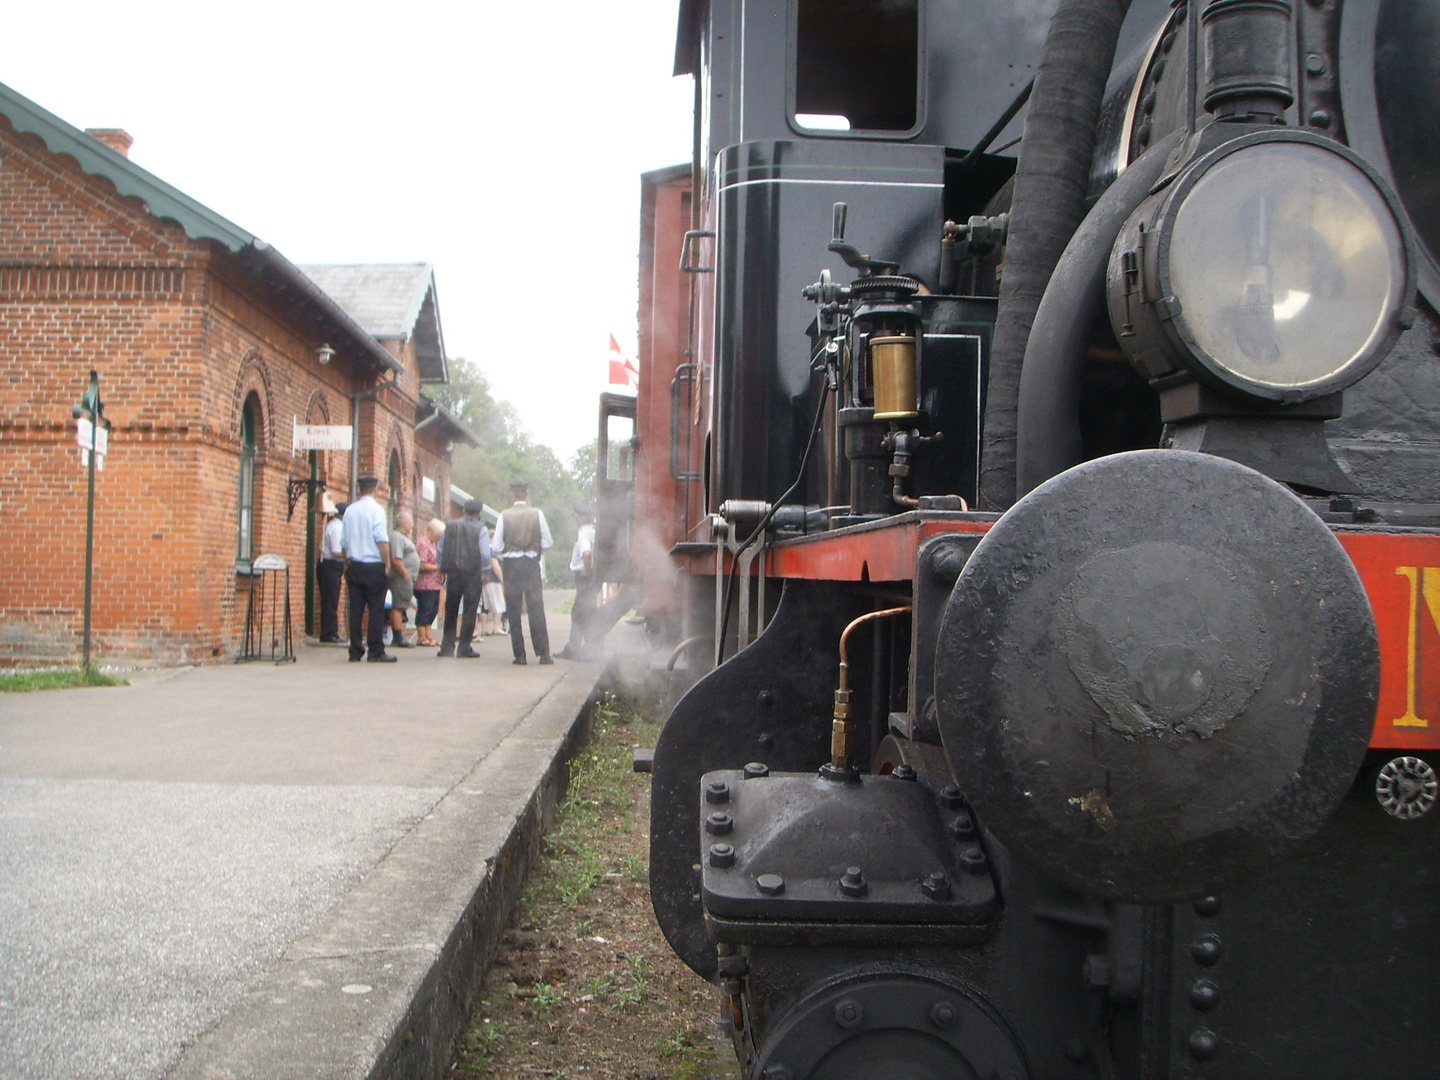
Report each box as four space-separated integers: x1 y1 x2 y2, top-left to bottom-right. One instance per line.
699 768 996 946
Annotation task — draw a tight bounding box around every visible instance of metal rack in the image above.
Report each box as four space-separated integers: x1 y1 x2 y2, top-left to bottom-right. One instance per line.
237 553 296 664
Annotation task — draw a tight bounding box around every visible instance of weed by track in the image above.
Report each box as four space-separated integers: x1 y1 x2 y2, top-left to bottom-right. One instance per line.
451 695 736 1080
0 666 128 693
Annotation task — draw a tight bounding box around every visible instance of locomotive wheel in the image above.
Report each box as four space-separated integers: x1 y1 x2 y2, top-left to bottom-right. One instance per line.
935 450 1379 902
752 974 1028 1080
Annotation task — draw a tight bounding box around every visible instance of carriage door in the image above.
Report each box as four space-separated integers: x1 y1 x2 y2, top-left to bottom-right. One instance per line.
595 393 637 583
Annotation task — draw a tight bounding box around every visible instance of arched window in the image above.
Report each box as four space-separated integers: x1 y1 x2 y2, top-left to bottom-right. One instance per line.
238 393 261 565
387 448 402 526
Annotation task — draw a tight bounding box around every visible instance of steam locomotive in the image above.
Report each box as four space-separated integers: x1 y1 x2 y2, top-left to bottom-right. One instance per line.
598 0 1440 1076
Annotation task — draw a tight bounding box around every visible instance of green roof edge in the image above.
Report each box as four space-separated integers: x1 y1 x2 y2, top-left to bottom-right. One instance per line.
0 79 255 252
417 395 481 447
0 80 405 377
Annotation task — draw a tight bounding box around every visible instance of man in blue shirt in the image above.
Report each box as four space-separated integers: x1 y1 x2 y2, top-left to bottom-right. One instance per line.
342 476 395 662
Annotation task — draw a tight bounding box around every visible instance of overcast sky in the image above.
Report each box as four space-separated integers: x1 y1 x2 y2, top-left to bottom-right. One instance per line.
2 0 693 460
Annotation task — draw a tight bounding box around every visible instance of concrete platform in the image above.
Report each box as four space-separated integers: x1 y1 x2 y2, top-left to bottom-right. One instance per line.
0 608 610 1080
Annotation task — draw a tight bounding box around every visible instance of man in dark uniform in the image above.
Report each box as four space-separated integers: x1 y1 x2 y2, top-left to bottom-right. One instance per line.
494 479 553 665
317 497 346 643
437 498 494 658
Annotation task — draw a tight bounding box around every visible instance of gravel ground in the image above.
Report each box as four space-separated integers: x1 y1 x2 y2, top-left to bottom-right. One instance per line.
0 778 441 1080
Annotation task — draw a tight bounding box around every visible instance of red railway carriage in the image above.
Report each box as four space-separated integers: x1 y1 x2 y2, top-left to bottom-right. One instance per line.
596 164 709 642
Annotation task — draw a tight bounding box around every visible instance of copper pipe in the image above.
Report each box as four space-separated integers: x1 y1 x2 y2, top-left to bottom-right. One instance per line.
831 605 913 772
667 634 713 671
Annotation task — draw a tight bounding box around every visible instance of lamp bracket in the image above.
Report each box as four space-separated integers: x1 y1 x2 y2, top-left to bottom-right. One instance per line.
287 477 327 520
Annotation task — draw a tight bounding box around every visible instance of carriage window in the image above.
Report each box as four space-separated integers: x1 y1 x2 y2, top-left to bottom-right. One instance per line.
793 0 920 133
605 413 636 482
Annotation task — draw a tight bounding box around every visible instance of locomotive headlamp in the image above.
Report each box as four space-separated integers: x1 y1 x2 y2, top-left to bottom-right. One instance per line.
1109 130 1414 403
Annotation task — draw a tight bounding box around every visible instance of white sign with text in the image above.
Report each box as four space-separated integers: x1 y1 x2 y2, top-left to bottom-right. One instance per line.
76 418 109 455
293 423 353 452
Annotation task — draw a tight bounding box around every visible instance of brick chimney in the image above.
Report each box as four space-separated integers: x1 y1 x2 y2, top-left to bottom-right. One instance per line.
85 128 134 158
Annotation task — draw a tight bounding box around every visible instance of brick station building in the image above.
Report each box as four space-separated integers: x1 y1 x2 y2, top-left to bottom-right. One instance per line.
0 81 474 665
298 262 479 528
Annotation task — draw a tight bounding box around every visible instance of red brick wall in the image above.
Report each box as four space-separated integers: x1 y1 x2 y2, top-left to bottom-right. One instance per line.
414 437 452 530
0 118 440 666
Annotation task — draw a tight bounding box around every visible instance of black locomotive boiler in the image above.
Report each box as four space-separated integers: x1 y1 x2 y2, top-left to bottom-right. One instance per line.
618 1 1440 1076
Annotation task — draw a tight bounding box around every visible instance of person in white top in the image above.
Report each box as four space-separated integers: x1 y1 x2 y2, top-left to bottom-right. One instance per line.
492 488 554 553
317 498 346 643
341 476 394 662
557 502 598 660
480 521 507 638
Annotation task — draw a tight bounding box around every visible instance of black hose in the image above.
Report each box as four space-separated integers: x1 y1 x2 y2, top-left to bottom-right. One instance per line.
1015 131 1182 498
978 0 1134 511
716 374 832 664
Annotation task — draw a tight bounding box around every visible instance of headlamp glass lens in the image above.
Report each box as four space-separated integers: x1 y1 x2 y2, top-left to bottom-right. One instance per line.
1169 142 1404 391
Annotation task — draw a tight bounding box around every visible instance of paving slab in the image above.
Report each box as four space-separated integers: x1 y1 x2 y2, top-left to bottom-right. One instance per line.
0 611 607 1080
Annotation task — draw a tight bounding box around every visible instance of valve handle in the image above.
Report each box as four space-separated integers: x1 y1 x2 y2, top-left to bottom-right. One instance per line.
827 201 899 275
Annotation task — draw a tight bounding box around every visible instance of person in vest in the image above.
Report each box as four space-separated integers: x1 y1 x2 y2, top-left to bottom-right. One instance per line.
437 498 495 658
493 479 553 664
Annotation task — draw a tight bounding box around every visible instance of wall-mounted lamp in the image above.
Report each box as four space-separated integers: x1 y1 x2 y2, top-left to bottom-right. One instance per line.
316 343 336 365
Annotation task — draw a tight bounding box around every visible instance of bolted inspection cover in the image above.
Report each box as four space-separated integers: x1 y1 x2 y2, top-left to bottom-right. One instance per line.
698 769 996 925
935 450 1378 902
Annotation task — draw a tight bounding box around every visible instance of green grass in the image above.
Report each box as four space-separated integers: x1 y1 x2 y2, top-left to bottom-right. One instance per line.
457 1019 508 1072
0 666 128 693
454 689 726 1080
535 697 646 906
658 1027 699 1057
617 955 652 1009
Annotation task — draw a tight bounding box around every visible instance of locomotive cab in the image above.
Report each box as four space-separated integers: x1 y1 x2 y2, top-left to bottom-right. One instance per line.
635 1 1440 1077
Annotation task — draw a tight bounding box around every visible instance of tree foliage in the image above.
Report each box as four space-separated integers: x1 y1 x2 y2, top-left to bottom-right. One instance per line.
569 442 597 502
429 357 594 584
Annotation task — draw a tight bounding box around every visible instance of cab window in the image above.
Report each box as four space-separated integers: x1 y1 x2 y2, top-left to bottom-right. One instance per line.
793 0 922 134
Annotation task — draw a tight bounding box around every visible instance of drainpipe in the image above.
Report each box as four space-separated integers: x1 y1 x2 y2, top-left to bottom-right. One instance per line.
350 375 400 501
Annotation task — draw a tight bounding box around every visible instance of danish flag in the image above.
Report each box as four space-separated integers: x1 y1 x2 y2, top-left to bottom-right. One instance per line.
608 333 639 390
